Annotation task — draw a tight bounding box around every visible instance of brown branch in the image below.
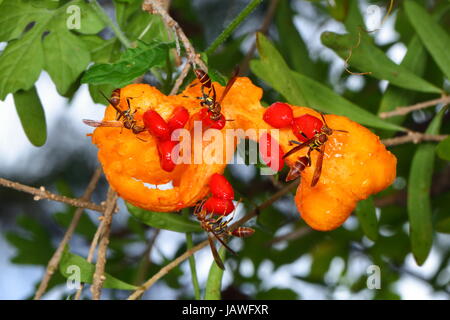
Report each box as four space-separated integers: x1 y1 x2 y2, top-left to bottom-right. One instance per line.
143 0 207 95
127 239 208 300
170 60 191 95
91 187 118 300
240 0 280 75
33 168 103 300
265 226 311 246
379 96 450 119
126 180 298 300
382 131 448 147
134 229 161 285
0 177 105 213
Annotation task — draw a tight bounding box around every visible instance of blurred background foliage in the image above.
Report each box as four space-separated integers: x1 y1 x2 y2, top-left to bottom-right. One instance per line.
0 0 449 300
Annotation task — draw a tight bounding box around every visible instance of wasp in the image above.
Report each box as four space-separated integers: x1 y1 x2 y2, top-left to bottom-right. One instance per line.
83 90 145 136
194 199 254 270
283 113 347 186
193 68 239 121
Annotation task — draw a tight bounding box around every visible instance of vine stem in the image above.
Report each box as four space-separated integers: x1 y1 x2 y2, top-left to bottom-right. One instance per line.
126 180 298 300
33 168 103 300
89 0 132 48
205 0 264 56
0 177 105 212
186 232 201 299
91 187 118 300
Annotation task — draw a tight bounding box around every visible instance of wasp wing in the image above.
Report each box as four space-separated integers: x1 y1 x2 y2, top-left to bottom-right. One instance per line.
82 119 124 128
217 67 239 105
311 144 325 187
282 137 316 159
207 234 225 270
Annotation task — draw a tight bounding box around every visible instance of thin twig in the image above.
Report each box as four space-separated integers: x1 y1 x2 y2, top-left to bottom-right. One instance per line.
382 131 448 147
33 168 103 300
379 96 450 119
127 240 209 300
170 60 191 95
74 217 106 300
91 187 118 300
142 0 207 71
126 180 298 300
134 229 161 285
265 226 311 246
0 177 105 212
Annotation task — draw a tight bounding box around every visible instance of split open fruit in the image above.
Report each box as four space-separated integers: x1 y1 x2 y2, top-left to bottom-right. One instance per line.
88 77 396 231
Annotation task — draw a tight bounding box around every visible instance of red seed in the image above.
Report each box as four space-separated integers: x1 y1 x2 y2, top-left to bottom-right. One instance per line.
143 110 171 141
157 140 178 172
263 102 294 128
199 108 226 130
259 132 285 172
168 106 190 132
209 173 234 200
292 114 323 142
204 197 235 215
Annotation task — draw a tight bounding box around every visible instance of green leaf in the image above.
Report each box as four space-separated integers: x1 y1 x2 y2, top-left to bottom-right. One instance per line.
436 136 450 161
404 1 450 80
436 216 450 234
59 249 137 290
254 33 308 105
251 33 405 132
81 36 121 64
0 26 45 100
5 215 53 265
81 40 174 87
407 107 447 265
43 30 90 95
126 202 202 233
355 196 378 241
0 0 102 99
13 86 47 146
320 31 440 94
204 246 225 300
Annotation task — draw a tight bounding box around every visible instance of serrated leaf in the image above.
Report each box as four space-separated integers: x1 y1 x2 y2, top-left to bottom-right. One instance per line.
251 33 405 132
404 1 450 80
81 41 174 87
0 27 45 100
436 136 450 161
5 215 53 265
81 35 120 64
43 30 90 95
13 86 47 146
407 107 447 265
0 0 102 99
59 249 137 290
126 202 202 233
204 246 225 300
320 31 440 94
355 196 378 241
